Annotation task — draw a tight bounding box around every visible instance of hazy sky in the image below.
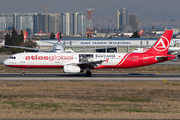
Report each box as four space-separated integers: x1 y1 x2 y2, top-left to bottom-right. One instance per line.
0 0 180 19
0 0 180 28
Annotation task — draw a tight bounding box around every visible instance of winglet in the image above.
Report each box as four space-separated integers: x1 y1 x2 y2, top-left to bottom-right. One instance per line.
146 30 173 54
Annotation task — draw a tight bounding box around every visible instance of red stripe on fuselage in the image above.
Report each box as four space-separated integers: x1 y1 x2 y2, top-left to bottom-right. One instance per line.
116 53 131 66
5 65 64 68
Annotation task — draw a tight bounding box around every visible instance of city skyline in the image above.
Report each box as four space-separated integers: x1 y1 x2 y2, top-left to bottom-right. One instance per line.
1 0 180 29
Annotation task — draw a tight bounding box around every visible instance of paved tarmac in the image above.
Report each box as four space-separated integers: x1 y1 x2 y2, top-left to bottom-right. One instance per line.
0 73 180 81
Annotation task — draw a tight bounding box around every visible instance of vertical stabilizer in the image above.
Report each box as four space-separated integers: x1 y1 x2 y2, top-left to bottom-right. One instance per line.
146 30 173 54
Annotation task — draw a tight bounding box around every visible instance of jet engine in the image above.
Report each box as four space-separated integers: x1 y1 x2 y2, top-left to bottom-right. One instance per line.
177 54 180 59
63 64 83 73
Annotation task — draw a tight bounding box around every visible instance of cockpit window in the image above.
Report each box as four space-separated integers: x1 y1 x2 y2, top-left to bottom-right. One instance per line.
9 56 16 59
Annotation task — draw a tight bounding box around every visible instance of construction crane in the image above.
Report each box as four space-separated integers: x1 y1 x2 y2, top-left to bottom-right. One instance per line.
31 5 51 14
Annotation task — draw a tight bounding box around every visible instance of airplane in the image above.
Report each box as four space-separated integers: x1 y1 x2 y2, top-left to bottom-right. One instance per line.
3 30 175 76
138 29 143 35
152 26 179 36
121 29 143 37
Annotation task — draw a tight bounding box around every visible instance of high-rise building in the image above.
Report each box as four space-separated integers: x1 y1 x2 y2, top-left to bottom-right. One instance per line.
116 10 121 30
33 13 42 33
13 13 21 31
54 13 61 34
41 13 49 33
13 13 34 35
128 13 139 32
74 12 86 37
121 8 128 26
33 13 61 34
0 12 85 36
116 8 128 31
21 13 34 34
0 13 13 31
61 13 74 36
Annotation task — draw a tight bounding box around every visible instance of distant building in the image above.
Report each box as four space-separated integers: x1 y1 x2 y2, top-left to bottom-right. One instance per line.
33 13 42 34
0 13 13 31
74 12 86 37
61 12 86 37
128 13 139 32
33 13 61 34
121 8 128 26
61 13 73 36
116 8 128 31
0 13 61 35
122 25 132 33
21 13 34 34
116 10 120 30
54 13 61 34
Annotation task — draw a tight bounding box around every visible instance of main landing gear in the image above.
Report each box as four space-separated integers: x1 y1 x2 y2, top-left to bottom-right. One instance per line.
21 68 25 76
86 70 92 76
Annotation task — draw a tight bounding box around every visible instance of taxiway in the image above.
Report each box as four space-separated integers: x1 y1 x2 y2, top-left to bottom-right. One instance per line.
0 73 180 81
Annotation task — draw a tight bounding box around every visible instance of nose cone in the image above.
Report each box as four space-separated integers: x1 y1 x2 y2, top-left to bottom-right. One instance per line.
3 59 8 66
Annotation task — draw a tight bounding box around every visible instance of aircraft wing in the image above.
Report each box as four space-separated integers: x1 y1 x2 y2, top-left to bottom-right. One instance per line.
1 45 51 52
70 60 105 68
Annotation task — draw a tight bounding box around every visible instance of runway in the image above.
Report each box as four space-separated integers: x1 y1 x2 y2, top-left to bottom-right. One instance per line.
0 73 180 81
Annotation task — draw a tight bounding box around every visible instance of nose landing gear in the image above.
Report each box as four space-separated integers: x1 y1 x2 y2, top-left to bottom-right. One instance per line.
21 68 25 76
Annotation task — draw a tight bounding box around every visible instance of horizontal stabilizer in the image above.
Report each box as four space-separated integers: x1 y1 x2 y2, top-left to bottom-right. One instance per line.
155 56 174 61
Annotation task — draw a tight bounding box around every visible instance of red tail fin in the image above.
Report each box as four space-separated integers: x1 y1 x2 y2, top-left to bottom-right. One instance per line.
56 32 59 39
146 30 173 54
24 32 28 41
138 29 143 35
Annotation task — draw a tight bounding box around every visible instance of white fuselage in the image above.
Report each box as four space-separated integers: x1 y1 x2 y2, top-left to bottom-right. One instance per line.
4 52 128 68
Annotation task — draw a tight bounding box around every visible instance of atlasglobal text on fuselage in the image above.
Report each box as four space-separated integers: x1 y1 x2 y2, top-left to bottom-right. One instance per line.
4 30 175 76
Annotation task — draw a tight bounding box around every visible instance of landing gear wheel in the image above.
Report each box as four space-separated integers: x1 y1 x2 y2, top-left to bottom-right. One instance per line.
86 71 92 76
21 68 25 76
21 72 25 76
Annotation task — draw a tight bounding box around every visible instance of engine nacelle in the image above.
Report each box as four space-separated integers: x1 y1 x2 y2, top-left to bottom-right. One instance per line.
177 54 180 59
63 65 83 73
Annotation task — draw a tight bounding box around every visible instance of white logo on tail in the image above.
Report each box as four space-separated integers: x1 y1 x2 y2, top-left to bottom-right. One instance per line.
153 36 169 51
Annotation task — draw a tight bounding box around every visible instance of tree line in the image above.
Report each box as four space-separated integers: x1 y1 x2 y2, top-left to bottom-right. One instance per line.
0 28 37 54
